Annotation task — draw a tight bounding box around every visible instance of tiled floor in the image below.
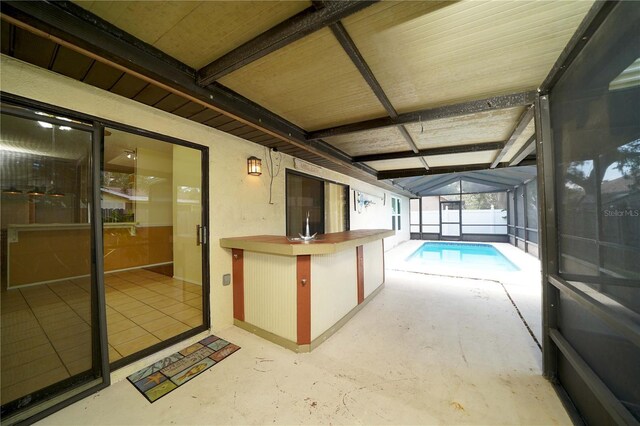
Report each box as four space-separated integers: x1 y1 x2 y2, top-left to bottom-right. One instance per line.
0 269 202 406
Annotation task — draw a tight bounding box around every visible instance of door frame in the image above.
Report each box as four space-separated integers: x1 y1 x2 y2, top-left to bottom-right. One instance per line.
439 200 462 240
0 95 110 424
535 2 638 424
0 92 211 422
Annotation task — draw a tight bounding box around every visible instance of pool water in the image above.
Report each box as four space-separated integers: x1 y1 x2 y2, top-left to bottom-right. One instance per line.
407 242 520 272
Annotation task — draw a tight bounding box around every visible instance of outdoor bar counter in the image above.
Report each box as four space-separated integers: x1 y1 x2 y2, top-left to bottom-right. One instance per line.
220 229 393 352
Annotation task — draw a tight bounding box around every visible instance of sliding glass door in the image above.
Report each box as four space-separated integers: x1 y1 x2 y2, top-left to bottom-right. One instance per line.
102 127 208 367
0 98 210 421
0 105 108 422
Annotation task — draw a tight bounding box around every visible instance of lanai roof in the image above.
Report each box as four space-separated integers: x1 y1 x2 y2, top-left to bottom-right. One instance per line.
1 1 602 195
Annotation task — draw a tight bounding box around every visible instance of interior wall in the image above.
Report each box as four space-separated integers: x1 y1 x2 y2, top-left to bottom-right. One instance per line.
135 147 172 227
0 54 410 331
172 145 202 285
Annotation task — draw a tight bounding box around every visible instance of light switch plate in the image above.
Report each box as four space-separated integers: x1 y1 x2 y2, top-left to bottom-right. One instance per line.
222 274 231 286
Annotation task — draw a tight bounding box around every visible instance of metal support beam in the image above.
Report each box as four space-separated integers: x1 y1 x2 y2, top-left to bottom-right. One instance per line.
0 0 381 179
508 134 536 166
308 91 537 140
354 141 505 163
405 174 456 190
490 105 534 168
535 94 559 379
328 20 427 170
196 1 377 85
472 170 526 186
378 164 492 180
407 176 461 195
539 1 617 94
329 20 396 119
460 176 515 190
549 329 637 425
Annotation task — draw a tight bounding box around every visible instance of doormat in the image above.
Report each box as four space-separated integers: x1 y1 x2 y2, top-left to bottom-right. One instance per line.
127 335 240 403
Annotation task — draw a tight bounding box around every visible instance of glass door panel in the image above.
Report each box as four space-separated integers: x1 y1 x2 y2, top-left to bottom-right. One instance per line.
1 110 104 419
102 128 205 365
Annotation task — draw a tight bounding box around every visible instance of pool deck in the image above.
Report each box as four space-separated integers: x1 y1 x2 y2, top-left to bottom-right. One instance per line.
386 240 542 347
39 242 567 426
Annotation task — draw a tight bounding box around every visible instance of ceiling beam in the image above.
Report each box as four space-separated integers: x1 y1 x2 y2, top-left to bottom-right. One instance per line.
377 160 535 180
460 176 515 190
508 134 536 167
329 20 396 119
539 1 616 94
353 141 505 163
490 105 534 168
328 20 428 170
0 0 382 178
195 1 377 86
407 175 461 194
471 170 525 186
308 91 537 140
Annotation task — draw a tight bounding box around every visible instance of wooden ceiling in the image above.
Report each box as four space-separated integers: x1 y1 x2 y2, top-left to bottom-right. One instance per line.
0 0 599 195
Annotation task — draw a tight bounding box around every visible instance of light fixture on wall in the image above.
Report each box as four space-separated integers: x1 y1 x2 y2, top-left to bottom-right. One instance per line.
247 156 262 176
2 186 22 195
124 149 137 160
48 188 65 198
27 186 46 196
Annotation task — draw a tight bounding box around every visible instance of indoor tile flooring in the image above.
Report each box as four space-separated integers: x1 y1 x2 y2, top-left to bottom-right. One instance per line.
0 269 202 405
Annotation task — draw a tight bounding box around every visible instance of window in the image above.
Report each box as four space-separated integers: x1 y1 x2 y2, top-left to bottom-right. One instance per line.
286 170 348 236
391 197 401 230
410 199 420 233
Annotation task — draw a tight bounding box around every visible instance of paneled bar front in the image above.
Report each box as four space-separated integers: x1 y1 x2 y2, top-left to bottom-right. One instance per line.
220 230 392 352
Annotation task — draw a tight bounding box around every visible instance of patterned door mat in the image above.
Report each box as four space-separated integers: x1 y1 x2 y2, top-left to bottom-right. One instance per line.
127 335 240 402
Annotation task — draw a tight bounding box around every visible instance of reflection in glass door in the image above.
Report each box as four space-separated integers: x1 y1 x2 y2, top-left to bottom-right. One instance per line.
0 108 106 421
441 201 461 239
102 127 207 366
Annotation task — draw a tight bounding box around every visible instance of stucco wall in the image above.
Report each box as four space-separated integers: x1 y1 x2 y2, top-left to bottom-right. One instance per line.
0 54 410 331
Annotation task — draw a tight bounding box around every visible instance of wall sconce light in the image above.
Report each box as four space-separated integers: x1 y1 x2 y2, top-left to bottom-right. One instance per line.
2 186 22 195
247 156 262 176
124 149 137 160
27 187 46 196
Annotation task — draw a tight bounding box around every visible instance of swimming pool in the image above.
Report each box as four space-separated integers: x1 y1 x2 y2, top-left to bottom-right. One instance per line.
407 242 520 272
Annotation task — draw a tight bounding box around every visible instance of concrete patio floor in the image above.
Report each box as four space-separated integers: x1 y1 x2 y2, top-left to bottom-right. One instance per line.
39 243 567 425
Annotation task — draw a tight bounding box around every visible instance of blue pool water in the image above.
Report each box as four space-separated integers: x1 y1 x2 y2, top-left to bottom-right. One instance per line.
407 242 520 272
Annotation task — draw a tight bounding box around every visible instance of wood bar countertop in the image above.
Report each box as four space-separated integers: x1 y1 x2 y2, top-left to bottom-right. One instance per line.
220 229 394 256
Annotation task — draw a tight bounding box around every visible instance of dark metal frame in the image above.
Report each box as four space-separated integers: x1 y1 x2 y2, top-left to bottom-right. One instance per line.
490 105 534 168
507 179 539 255
508 134 536 167
0 1 378 179
439 200 462 240
538 1 618 94
377 160 537 180
0 97 110 424
196 1 378 85
353 141 505 163
535 90 565 401
327 18 427 170
309 91 537 140
538 1 640 419
0 92 212 420
100 123 210 371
